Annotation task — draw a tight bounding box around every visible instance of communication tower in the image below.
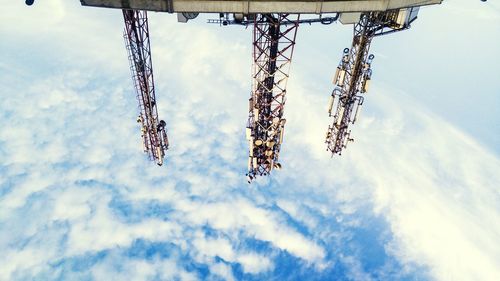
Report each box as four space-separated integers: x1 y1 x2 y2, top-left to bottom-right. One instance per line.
27 0 445 180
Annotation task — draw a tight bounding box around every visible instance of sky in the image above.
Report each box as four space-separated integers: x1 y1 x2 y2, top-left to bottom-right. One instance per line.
0 0 499 280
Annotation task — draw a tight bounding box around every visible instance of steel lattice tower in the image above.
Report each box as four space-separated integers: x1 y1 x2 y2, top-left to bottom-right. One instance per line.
70 1 434 178
246 14 299 183
326 10 416 156
123 10 169 166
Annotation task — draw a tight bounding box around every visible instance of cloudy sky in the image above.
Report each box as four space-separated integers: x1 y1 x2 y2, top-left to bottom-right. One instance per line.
1 0 499 280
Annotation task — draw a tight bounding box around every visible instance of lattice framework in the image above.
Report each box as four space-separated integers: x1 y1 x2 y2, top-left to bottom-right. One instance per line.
326 11 413 155
123 9 169 165
246 14 299 182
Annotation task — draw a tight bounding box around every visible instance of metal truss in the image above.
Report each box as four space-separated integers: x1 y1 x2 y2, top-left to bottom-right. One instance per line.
325 10 416 156
123 9 169 166
246 14 299 183
208 13 338 26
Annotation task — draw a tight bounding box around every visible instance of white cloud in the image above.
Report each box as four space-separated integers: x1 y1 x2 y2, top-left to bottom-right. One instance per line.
236 253 273 274
178 198 326 264
342 89 500 280
65 193 182 255
0 1 499 281
191 235 272 274
340 81 497 277
91 254 198 281
209 262 236 281
0 170 57 210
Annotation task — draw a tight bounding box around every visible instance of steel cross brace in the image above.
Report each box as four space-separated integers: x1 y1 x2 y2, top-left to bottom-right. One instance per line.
325 11 408 156
246 14 299 182
123 9 169 166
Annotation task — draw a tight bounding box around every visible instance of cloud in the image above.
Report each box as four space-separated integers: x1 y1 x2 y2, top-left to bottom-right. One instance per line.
354 90 500 281
178 198 326 264
89 252 198 281
1 1 499 281
191 235 272 274
209 262 236 281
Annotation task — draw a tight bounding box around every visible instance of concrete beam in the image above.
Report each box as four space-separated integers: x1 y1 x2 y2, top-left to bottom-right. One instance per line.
80 0 442 13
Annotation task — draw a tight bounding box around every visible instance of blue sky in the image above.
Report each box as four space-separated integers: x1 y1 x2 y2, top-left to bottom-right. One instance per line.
1 1 499 280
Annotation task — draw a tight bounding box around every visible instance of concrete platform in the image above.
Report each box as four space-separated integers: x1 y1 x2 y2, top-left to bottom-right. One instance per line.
80 0 442 13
